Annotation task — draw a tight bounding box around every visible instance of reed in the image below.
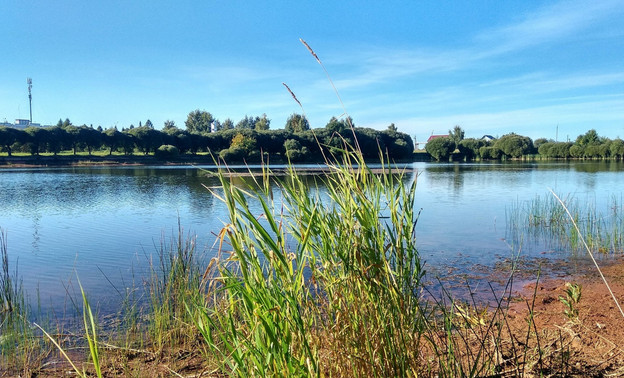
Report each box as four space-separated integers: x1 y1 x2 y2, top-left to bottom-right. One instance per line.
0 230 47 375
147 221 207 353
508 193 624 254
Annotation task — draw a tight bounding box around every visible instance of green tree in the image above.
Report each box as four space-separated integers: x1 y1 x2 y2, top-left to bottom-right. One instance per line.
145 119 154 129
46 126 66 155
126 126 163 155
222 118 234 131
63 125 81 155
230 132 257 153
236 115 257 130
185 110 215 133
325 117 352 133
458 138 486 160
24 126 48 155
0 127 18 156
479 146 502 159
448 125 464 150
103 127 124 155
425 136 454 161
78 125 103 155
285 114 310 133
575 129 601 146
610 138 624 159
493 133 534 158
163 120 177 131
254 114 270 131
387 123 398 133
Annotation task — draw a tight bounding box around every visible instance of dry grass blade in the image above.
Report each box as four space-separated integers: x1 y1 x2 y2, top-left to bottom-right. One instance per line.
549 188 624 319
299 38 320 63
282 82 302 108
299 37 361 152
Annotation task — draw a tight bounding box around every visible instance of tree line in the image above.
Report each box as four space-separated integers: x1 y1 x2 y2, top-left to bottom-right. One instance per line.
0 111 414 162
425 126 624 161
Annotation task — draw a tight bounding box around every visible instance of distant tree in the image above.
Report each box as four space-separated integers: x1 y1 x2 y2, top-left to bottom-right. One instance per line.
493 133 534 158
78 125 103 155
254 114 270 131
538 142 572 158
575 129 601 146
222 118 234 131
103 127 124 155
285 113 310 133
387 123 398 133
0 127 18 156
163 120 177 130
145 119 154 129
458 138 486 160
325 116 353 133
610 138 624 159
230 132 256 153
283 138 309 161
235 115 257 130
425 136 454 161
46 126 66 155
448 125 465 150
63 118 71 127
24 126 47 155
479 146 502 159
126 126 163 155
185 110 215 133
533 138 552 150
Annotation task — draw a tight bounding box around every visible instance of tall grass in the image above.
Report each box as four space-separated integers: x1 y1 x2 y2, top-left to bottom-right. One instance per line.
0 229 46 375
190 150 425 376
148 221 207 353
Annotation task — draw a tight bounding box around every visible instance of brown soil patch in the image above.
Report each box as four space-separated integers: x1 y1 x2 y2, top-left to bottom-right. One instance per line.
502 258 624 376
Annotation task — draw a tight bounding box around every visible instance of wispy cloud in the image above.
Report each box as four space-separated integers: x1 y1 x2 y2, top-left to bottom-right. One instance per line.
475 0 624 56
321 0 624 90
479 71 624 94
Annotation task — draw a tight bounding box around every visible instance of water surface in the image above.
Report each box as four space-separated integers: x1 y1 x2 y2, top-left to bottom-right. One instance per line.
1 161 622 313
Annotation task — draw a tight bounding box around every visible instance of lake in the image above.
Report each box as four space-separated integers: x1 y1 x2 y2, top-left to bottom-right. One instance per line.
1 161 623 315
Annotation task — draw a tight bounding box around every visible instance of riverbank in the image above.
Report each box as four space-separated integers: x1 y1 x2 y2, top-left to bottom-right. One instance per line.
15 260 624 377
0 153 427 168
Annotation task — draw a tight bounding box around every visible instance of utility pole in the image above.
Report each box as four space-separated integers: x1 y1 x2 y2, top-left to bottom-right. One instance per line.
27 78 33 124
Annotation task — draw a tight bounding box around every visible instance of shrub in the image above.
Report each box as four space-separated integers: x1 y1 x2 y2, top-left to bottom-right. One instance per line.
154 144 180 160
218 147 245 162
425 137 454 161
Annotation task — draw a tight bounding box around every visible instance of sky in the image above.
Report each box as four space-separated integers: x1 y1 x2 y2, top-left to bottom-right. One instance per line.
1 0 623 144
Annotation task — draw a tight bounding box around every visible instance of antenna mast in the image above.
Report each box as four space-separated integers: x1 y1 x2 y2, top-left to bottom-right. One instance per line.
27 78 33 124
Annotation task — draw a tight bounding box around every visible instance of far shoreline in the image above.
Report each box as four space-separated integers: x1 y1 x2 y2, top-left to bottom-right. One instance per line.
0 154 421 173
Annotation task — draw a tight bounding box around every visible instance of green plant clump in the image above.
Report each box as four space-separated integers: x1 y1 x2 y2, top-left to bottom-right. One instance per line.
189 150 426 376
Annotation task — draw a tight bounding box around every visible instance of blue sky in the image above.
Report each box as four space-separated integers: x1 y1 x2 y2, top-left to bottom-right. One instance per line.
1 0 623 143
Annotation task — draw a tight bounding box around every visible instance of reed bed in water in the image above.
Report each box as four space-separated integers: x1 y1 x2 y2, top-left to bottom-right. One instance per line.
508 193 624 254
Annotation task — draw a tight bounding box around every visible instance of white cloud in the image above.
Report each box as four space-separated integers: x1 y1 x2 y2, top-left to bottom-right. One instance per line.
474 0 624 56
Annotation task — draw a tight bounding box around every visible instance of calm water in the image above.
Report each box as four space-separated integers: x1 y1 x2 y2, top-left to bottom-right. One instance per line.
1 161 623 314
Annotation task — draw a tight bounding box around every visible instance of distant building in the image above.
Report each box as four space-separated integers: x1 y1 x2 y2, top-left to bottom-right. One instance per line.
481 135 495 142
0 119 42 129
426 134 449 142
